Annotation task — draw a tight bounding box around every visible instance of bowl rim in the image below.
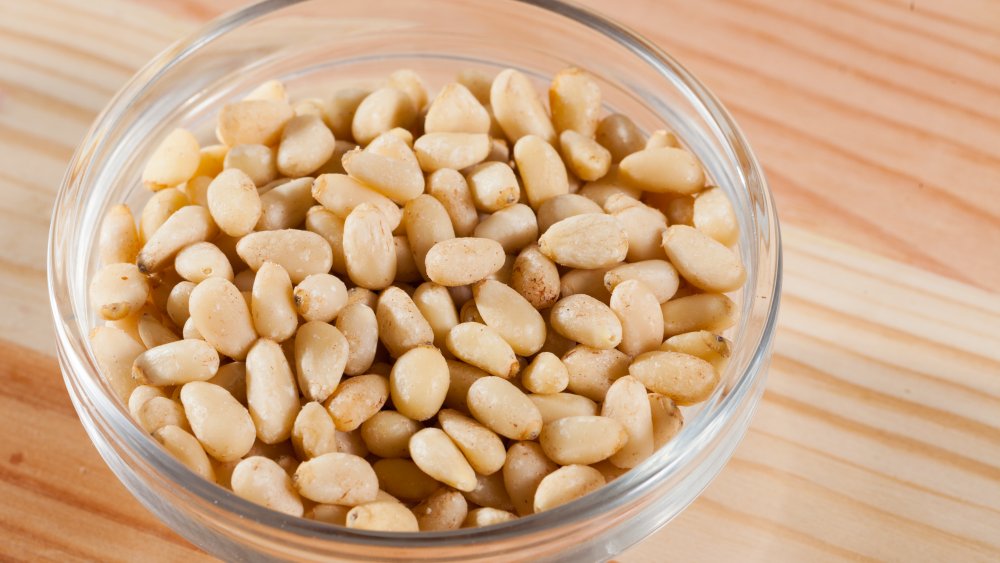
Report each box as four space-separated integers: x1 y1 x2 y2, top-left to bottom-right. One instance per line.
47 0 782 552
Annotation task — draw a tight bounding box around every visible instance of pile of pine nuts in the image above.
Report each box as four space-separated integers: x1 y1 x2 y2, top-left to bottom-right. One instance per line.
89 67 745 532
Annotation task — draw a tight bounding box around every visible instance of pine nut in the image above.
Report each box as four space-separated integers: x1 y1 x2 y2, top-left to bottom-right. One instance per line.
306 504 350 525
605 195 668 262
467 376 542 440
513 135 569 208
439 409 506 476
246 338 299 444
629 350 719 405
231 456 303 517
561 345 630 402
142 128 200 191
601 376 654 468
360 410 421 459
596 114 645 163
648 393 684 449
533 464 605 513
538 213 628 269
559 130 611 182
619 147 705 195
294 321 349 403
257 177 315 231
646 129 680 149
408 427 477 492
249 262 297 343
464 507 517 528
404 194 456 279
336 429 370 458
217 99 294 146
189 277 257 360
342 137 423 204
224 144 277 187
549 68 601 138
90 326 144 402
610 280 664 356
324 374 389 432
414 132 490 172
325 88 370 142
424 237 505 287
90 263 149 321
390 346 449 421
529 392 599 424
154 425 215 481
290 401 338 460
136 395 189 434
194 144 228 178
503 441 558 516
521 352 569 394
136 205 218 273
236 229 333 284
550 294 622 350
376 286 434 357
445 323 519 379
331 303 377 377
662 225 746 292
424 83 491 134
413 488 468 531
509 244 560 309
311 173 402 231
179 381 255 462
293 273 347 323
539 415 626 465
137 312 180 349
661 293 737 337
465 161 520 213
536 193 603 234
132 339 219 386
473 203 538 254
100 204 140 265
411 282 459 349
293 452 378 506
373 458 440 502
692 187 739 247
661 330 732 375
444 360 488 412
165 281 195 327
426 168 479 237
277 114 335 177
346 501 419 532
473 279 546 356
490 69 556 144
174 242 233 286
342 203 396 290
604 260 679 303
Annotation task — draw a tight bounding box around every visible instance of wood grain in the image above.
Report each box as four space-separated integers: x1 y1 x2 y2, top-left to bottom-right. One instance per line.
0 0 998 560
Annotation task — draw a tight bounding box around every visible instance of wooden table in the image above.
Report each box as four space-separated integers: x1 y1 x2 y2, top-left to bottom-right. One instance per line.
1 0 998 560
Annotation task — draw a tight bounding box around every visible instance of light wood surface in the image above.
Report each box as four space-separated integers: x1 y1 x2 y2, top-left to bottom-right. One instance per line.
0 0 997 561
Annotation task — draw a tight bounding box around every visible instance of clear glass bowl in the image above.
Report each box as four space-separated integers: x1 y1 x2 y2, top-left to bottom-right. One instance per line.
47 0 781 560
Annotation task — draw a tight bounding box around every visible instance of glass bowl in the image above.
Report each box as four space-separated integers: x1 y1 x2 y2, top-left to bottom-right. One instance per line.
47 0 781 560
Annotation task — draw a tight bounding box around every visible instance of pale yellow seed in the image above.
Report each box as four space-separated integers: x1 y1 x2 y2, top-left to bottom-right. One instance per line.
595 114 645 163
692 187 739 247
550 294 622 350
136 206 218 273
456 69 493 104
503 441 558 516
466 376 542 440
521 352 569 394
414 132 490 172
136 395 189 434
174 242 233 284
206 168 262 238
424 83 491 134
360 410 421 459
549 67 601 138
661 330 732 374
231 456 303 516
376 286 434 357
154 425 215 481
132 339 219 386
223 144 277 187
661 293 737 337
394 236 421 283
619 147 705 194
539 415 626 465
424 237 506 287
648 392 684 449
207 361 247 405
306 504 350 525
536 193 603 235
534 464 605 513
324 374 389 432
165 281 195 327
538 213 627 269
459 300 484 324
529 392 599 424
311 173 402 231
629 350 719 405
561 345 631 402
610 280 664 356
193 144 228 179
277 114 335 177
662 225 746 292
346 501 419 532
342 203 397 290
510 244 560 309
473 203 538 254
294 273 348 323
426 168 479 237
90 263 149 321
439 409 506 476
336 429 370 458
256 177 315 231
490 69 556 144
559 130 611 182
409 428 477 492
189 277 257 360
236 229 333 284
89 326 144 403
244 80 287 102
246 338 299 444
182 317 203 340
464 507 517 528
335 303 378 376
404 194 455 279
373 458 439 502
444 360 488 412
142 128 200 191
473 279 546 356
513 135 569 208
579 179 643 209
388 68 429 111
251 261 298 343
293 452 378 505
137 312 180 349
216 99 294 147
342 143 424 205
293 320 348 403
604 260 679 303
180 381 255 462
325 88 370 141
413 488 468 531
99 204 140 265
445 323 519 379
606 195 668 262
411 282 459 349
390 346 449 421
465 161 520 212
601 375 654 468
646 129 681 149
